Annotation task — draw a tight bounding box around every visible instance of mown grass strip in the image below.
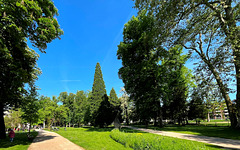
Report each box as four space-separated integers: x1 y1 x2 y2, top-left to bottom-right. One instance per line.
110 128 223 150
133 125 240 140
0 131 38 150
53 127 132 150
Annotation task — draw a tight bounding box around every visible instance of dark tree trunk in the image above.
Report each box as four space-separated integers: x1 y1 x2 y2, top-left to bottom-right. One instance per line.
0 103 6 139
125 106 129 125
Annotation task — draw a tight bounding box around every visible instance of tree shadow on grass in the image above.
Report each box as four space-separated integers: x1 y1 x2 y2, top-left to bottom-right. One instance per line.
83 126 146 134
0 131 38 149
83 126 115 132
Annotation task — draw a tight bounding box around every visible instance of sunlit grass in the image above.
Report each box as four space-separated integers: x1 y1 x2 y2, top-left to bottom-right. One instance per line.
53 127 132 150
134 125 240 140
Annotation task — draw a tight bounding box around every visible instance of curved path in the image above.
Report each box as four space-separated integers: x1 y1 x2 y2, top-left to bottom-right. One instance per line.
126 126 240 150
28 129 85 150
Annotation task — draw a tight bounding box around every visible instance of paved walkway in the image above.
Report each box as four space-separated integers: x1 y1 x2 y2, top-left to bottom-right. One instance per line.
126 126 240 150
28 129 85 150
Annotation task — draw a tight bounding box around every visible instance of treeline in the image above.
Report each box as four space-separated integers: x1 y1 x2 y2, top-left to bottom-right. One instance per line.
14 63 122 129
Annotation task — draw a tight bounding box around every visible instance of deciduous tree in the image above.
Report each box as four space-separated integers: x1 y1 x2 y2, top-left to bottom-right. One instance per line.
0 0 63 138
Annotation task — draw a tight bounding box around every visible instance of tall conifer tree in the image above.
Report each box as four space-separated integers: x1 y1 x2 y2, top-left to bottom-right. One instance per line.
109 88 120 107
90 63 106 124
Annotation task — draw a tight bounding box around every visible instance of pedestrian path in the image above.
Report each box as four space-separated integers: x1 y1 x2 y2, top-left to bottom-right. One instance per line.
28 129 85 150
126 126 240 150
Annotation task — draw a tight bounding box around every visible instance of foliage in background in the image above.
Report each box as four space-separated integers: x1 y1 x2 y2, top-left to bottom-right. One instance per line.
4 108 22 129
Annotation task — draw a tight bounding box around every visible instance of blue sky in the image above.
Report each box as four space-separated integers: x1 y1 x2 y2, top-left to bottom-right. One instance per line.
32 0 137 97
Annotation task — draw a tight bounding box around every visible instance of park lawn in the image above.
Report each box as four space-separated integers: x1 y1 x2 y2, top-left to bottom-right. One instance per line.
0 131 38 150
53 127 132 150
110 128 223 150
134 125 240 140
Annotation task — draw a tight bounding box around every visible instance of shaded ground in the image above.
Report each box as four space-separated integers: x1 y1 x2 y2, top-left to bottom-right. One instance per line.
126 126 240 150
28 129 85 150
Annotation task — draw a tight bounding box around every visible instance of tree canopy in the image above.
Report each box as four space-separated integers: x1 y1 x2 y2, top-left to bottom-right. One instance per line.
134 0 240 128
0 0 63 138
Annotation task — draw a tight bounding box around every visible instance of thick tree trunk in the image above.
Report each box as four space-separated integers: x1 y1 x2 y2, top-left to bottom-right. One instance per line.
205 60 237 127
192 41 238 128
0 103 6 139
234 51 240 128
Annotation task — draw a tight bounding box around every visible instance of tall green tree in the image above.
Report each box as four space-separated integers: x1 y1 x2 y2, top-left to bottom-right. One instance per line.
0 0 63 138
134 0 240 127
90 62 107 125
73 90 88 126
21 84 40 134
117 11 163 126
188 88 208 123
161 46 192 125
109 88 120 107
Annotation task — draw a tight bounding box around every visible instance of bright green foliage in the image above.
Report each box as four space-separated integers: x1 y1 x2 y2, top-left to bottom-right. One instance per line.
38 96 68 129
63 93 75 126
161 46 192 124
109 88 120 107
21 85 40 133
117 11 162 126
73 90 88 126
90 63 107 125
4 108 23 129
110 129 220 150
0 0 63 138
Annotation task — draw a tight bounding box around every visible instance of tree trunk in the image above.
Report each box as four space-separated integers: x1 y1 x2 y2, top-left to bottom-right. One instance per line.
207 112 210 122
125 106 129 125
158 108 163 127
194 47 237 127
233 50 240 128
0 103 6 139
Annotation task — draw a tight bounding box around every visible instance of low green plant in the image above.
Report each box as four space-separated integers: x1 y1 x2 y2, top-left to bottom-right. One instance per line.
110 129 222 150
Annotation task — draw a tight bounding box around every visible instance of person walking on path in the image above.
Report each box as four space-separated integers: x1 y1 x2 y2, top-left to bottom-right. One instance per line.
8 129 15 142
28 129 85 150
125 126 240 150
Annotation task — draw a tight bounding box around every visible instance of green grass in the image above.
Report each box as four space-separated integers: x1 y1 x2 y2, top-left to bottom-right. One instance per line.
0 131 38 150
53 127 132 150
134 125 240 140
110 128 223 150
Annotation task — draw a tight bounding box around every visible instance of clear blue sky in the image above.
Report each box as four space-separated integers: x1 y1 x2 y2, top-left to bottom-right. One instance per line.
33 0 137 97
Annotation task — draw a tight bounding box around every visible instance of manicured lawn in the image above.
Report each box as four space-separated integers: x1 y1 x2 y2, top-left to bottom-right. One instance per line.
110 128 223 150
0 131 38 150
53 127 132 150
134 125 240 140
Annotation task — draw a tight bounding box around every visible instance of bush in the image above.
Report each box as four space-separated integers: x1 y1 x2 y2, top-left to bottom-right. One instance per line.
110 129 218 150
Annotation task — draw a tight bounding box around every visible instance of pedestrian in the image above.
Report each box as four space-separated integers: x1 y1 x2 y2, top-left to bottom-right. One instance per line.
8 129 15 142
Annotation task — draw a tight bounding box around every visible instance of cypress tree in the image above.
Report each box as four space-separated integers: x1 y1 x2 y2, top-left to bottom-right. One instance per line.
109 88 120 107
90 63 107 124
